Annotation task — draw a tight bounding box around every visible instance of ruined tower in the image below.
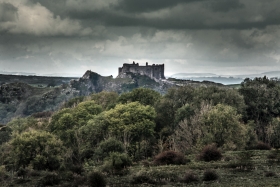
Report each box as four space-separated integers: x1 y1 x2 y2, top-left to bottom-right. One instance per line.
118 61 165 80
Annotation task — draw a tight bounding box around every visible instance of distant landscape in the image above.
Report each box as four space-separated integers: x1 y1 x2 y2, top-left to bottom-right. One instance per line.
1 0 280 186
170 71 280 85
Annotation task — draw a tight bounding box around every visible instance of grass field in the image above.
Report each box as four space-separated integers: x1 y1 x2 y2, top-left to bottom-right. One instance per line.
2 150 280 186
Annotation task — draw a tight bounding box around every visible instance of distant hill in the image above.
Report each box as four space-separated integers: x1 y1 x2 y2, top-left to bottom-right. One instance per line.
170 73 243 85
0 74 78 87
170 73 217 77
170 71 280 85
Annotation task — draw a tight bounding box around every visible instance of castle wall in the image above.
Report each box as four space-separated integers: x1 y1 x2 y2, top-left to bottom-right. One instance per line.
118 62 165 80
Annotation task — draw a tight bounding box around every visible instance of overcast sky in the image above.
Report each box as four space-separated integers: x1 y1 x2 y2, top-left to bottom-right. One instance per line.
0 0 280 77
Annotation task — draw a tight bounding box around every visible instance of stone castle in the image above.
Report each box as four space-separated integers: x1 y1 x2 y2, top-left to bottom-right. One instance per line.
118 62 165 80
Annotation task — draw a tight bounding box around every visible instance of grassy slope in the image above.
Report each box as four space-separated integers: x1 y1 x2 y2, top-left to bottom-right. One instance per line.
3 150 280 186
103 150 279 187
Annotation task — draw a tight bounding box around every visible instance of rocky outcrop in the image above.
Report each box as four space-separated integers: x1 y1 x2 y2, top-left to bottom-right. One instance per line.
71 71 173 95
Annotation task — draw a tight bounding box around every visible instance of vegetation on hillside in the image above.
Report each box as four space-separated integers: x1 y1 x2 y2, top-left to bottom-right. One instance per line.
1 77 280 186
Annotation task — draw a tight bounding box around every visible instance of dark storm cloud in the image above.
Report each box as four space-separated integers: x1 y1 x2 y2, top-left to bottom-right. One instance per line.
205 0 244 12
115 0 198 12
0 2 18 22
0 0 280 76
24 0 280 31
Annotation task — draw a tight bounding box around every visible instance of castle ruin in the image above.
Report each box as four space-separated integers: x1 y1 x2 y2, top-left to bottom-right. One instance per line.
118 62 165 80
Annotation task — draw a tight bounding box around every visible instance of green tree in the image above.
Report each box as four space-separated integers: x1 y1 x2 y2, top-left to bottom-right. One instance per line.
193 86 245 115
7 117 42 134
200 104 247 150
7 130 65 171
0 124 11 145
155 86 195 132
174 104 195 125
266 118 280 148
91 91 119 110
48 101 102 164
239 76 280 142
49 101 102 143
95 138 125 160
79 114 110 160
62 96 85 108
103 102 156 160
118 88 161 106
104 102 156 144
72 101 103 126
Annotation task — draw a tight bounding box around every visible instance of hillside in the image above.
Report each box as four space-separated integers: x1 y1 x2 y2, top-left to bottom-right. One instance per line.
0 74 77 87
0 71 225 124
1 77 280 187
0 82 79 123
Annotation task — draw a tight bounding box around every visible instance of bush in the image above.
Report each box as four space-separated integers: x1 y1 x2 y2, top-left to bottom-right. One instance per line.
40 172 61 186
182 171 199 183
9 130 65 171
16 167 28 178
95 138 125 159
31 111 53 118
28 169 41 177
103 152 132 172
267 150 280 162
254 142 271 150
198 144 222 162
73 174 87 187
131 173 155 184
153 150 186 165
227 151 254 171
0 166 9 181
88 171 106 187
203 170 219 181
141 160 151 167
265 171 277 177
70 165 84 174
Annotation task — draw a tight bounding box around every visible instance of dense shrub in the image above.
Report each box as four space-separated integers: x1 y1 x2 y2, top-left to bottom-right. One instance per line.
8 130 65 171
131 173 155 184
198 144 222 162
254 142 271 150
39 172 61 186
88 171 106 187
148 169 178 182
95 138 125 159
203 170 219 181
16 167 28 178
70 165 84 174
153 150 186 165
227 151 254 171
267 150 280 162
182 171 199 183
141 160 151 167
72 174 87 187
103 152 132 172
31 111 53 118
0 166 9 181
265 171 277 177
28 169 41 177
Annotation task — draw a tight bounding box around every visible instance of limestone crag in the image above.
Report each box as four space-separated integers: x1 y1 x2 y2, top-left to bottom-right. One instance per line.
71 70 172 96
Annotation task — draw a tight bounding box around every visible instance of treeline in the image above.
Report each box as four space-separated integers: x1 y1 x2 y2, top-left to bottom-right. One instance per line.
0 76 280 185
